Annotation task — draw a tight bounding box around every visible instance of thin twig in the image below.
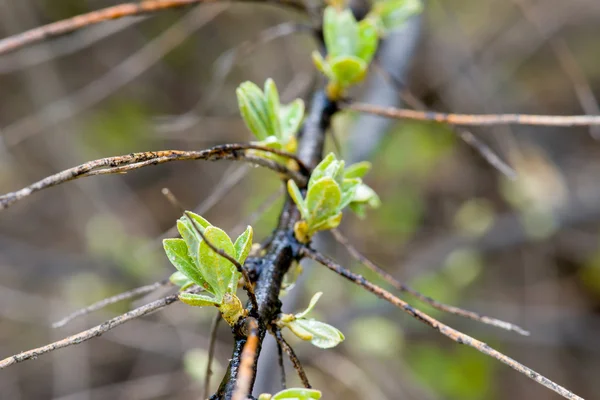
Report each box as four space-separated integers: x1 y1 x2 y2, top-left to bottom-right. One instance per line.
513 0 600 139
52 279 172 328
272 329 311 389
161 189 259 312
204 311 222 400
372 61 517 179
0 287 201 369
347 101 600 127
232 318 259 400
0 144 307 211
276 337 287 390
330 229 529 336
301 247 583 400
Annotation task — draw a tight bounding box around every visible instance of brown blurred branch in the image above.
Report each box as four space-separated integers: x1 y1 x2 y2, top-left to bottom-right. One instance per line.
347 101 600 127
0 143 307 211
0 0 306 57
301 247 583 400
232 318 259 400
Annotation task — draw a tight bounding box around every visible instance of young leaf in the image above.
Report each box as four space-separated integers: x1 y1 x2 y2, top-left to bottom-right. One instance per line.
329 56 367 86
279 99 305 141
198 226 236 297
272 388 322 400
344 161 372 179
234 225 253 264
236 85 270 140
287 180 309 220
163 238 212 292
340 178 361 209
306 177 342 225
309 153 337 189
290 319 345 349
169 271 193 287
286 320 314 341
375 0 423 32
179 291 220 307
357 18 379 64
309 211 343 232
295 292 323 319
312 51 333 79
323 7 359 58
264 78 282 140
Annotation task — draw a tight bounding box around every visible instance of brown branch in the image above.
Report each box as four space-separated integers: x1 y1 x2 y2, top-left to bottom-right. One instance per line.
272 329 311 389
205 311 223 400
52 279 172 328
0 287 201 369
301 247 583 400
330 229 530 336
0 144 307 211
347 101 600 127
233 318 260 400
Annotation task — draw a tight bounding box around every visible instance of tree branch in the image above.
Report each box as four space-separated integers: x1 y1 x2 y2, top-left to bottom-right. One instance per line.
0 287 202 369
301 247 584 400
347 101 600 127
0 144 307 211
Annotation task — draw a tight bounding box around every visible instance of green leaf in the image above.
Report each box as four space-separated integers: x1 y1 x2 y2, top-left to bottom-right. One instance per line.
344 161 372 178
306 177 342 225
324 7 359 58
329 56 367 87
279 99 305 142
186 211 211 230
310 211 343 232
309 153 337 190
264 78 282 140
340 177 360 210
236 84 270 140
290 319 345 349
272 388 322 400
176 219 201 261
198 226 237 297
311 51 333 79
234 225 253 264
163 238 212 292
179 291 220 307
295 292 322 319
287 180 309 220
357 18 379 64
169 271 192 287
286 320 314 341
353 183 381 207
375 0 423 32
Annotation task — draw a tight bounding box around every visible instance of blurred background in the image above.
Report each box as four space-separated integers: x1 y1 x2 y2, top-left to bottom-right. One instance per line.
1 0 600 399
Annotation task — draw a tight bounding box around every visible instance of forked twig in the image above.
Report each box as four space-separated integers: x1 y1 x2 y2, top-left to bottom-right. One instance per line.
232 318 260 400
204 311 222 400
0 287 201 369
52 279 172 328
0 144 307 211
330 229 530 335
301 247 583 400
347 102 600 127
272 329 311 389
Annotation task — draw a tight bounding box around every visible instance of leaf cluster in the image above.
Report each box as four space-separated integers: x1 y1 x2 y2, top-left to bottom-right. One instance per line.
236 78 305 161
163 212 253 326
287 153 380 242
313 1 422 99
